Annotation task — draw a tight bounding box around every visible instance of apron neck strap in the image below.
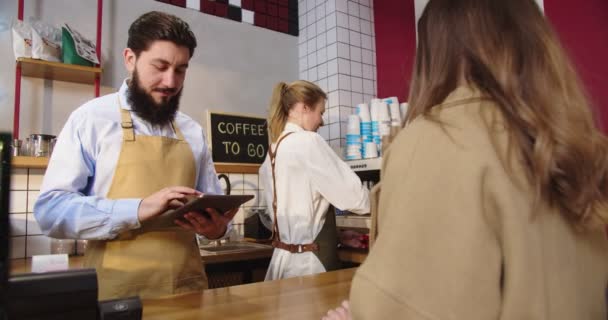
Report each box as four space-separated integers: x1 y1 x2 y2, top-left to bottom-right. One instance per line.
117 97 185 141
119 106 136 142
170 120 185 141
268 131 294 242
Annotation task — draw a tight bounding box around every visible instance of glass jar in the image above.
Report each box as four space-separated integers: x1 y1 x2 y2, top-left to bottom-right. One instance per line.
50 239 76 255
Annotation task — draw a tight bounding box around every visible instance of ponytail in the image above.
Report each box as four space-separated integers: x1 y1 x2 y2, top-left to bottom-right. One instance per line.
267 80 328 143
268 82 289 142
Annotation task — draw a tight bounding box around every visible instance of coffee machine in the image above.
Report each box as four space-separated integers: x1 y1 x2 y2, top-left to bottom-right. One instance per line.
334 157 381 264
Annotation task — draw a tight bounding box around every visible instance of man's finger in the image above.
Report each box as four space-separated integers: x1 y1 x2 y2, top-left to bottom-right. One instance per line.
167 186 200 194
223 208 239 220
187 212 212 226
204 208 223 222
174 219 194 231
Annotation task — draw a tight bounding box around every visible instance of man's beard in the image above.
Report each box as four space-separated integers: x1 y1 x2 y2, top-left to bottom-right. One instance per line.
127 70 182 126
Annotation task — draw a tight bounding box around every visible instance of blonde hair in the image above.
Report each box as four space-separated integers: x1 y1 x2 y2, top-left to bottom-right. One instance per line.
267 80 327 142
408 0 608 229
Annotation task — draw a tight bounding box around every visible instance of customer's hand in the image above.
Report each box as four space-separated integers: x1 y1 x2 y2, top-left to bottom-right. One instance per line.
175 207 239 239
322 300 352 320
137 186 201 223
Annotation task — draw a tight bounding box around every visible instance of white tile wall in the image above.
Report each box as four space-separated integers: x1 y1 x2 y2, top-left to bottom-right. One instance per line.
186 0 201 11
217 172 267 239
328 107 340 124
27 191 39 213
299 0 378 148
11 236 26 259
26 235 51 257
11 169 28 190
328 74 339 91
10 213 27 236
26 213 42 235
7 169 267 259
9 169 51 259
242 9 254 25
317 77 328 93
318 62 328 79
10 191 27 214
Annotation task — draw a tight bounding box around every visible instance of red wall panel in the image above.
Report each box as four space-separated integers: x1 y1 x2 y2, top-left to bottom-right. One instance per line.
373 0 416 103
544 0 608 130
373 0 608 129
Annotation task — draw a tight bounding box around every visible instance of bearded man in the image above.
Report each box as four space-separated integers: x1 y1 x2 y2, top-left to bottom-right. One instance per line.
34 11 235 300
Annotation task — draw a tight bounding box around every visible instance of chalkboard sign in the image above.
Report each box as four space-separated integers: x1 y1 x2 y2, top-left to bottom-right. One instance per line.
207 111 268 165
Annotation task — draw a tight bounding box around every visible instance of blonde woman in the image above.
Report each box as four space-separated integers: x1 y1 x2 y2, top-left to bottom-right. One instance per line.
324 0 608 319
259 80 370 280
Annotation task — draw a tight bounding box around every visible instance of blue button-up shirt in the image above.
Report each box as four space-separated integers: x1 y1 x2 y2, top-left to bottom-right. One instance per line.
34 80 223 240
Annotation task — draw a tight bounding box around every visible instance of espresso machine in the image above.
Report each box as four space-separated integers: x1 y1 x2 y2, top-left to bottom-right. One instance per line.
334 157 381 263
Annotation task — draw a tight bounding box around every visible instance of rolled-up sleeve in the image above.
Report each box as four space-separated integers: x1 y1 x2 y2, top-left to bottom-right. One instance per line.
34 110 141 240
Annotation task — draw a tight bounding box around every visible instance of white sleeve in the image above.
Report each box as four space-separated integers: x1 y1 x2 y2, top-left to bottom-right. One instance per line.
306 134 370 214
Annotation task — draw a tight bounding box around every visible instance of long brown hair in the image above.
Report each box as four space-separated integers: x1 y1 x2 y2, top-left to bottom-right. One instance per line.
408 0 608 229
267 80 327 142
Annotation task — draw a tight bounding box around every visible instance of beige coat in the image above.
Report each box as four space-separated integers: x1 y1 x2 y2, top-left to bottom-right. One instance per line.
350 87 608 319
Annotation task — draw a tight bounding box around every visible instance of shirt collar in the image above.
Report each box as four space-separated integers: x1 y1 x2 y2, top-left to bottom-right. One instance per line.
284 122 305 133
118 79 133 111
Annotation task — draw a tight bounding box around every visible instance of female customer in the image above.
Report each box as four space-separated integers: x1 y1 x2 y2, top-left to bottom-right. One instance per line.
325 0 608 318
259 80 369 280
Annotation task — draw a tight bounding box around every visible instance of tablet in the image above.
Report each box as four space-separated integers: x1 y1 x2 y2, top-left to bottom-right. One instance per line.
171 194 254 220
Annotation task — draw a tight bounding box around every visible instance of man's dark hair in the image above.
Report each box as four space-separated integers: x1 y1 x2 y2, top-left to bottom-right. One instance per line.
127 11 197 58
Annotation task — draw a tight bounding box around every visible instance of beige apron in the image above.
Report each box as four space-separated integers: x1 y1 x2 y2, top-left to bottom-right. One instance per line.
84 103 207 300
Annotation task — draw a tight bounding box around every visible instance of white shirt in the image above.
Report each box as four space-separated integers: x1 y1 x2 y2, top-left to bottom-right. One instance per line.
34 80 223 240
259 122 370 280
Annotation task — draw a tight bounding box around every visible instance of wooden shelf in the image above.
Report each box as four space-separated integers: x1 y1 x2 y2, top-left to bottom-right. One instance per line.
17 58 101 85
11 156 260 174
12 156 49 169
214 163 261 174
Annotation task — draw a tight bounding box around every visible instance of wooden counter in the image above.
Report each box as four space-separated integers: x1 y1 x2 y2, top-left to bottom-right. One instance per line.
142 267 356 320
10 240 274 274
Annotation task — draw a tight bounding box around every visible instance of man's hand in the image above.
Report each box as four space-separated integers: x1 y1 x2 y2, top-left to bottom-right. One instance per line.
137 186 201 223
174 207 239 239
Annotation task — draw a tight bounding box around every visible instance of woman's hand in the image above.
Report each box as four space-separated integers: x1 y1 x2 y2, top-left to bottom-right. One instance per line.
322 300 352 320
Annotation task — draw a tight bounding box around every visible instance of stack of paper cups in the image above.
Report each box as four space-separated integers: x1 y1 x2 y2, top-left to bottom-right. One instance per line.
378 102 391 137
357 103 373 157
389 103 402 127
382 96 399 106
345 114 362 160
370 101 381 149
364 141 378 159
400 103 409 121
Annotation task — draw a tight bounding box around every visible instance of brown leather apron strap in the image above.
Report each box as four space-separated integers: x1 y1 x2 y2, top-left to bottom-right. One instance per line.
268 132 294 243
119 102 135 142
171 120 185 141
271 240 319 253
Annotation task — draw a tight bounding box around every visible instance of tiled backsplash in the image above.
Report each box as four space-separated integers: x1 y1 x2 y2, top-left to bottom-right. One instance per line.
8 169 266 259
299 0 377 147
220 172 268 239
9 169 49 259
